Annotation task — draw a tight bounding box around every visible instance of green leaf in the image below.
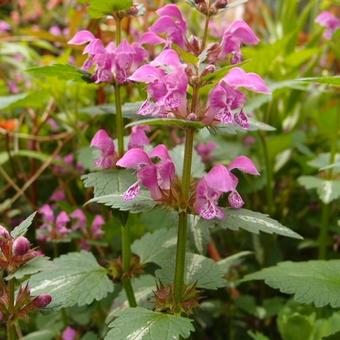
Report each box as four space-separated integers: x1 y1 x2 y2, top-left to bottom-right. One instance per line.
155 250 226 290
88 0 133 18
11 211 37 238
241 260 340 308
170 144 205 178
87 192 155 213
297 76 340 86
0 150 62 166
126 118 204 129
197 208 302 239
308 153 340 172
298 176 340 204
188 215 210 254
22 330 56 340
79 101 142 118
172 44 199 64
218 251 253 274
105 307 194 340
82 170 156 213
27 64 91 83
0 93 28 110
6 256 50 280
106 275 155 322
29 251 113 310
132 228 177 265
248 331 270 340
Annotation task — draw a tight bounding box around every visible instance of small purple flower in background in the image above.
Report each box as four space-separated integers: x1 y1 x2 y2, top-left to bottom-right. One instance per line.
194 156 259 219
128 126 151 149
140 4 187 48
68 31 147 84
90 129 116 169
50 188 66 202
62 326 77 340
92 215 105 239
315 11 340 39
219 20 259 63
0 20 10 33
38 205 70 241
196 142 218 163
70 209 87 232
129 49 188 118
117 144 176 201
207 67 270 127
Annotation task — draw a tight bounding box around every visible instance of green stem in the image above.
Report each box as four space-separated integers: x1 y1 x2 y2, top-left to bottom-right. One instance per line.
258 132 274 215
114 17 124 157
7 279 16 340
114 17 136 306
174 128 195 304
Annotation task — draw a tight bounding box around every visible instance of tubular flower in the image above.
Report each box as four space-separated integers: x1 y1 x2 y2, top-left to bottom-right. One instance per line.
140 4 187 48
68 31 147 84
195 142 218 163
128 125 151 149
206 67 270 128
38 204 71 241
90 129 116 169
116 144 176 201
219 20 259 63
129 49 188 118
315 11 340 39
194 156 259 220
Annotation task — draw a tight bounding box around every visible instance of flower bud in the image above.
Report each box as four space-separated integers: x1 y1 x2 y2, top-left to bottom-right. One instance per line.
213 0 229 10
127 6 139 16
0 225 10 239
33 294 52 308
12 236 30 256
187 113 198 121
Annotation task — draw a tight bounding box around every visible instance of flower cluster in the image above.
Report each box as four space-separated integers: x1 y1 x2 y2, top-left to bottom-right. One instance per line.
38 205 105 247
68 30 148 83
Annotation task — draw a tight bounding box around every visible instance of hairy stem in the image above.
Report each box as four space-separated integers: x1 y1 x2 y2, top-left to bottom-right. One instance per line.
7 279 16 340
114 18 125 157
258 132 274 215
114 17 136 306
173 125 195 304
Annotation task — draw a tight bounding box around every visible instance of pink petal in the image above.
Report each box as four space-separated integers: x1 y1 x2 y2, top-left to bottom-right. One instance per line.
205 165 236 192
123 181 141 201
140 31 166 45
128 65 164 83
223 67 270 94
116 148 151 169
228 156 259 175
150 49 182 68
226 20 259 45
68 30 95 45
228 191 244 208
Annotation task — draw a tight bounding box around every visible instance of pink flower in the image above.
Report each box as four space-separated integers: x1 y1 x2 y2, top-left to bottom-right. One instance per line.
140 4 187 48
70 209 87 231
196 142 217 163
92 215 105 238
129 49 188 118
62 327 77 340
128 126 151 149
316 11 340 39
50 189 66 202
68 31 147 84
38 205 70 240
0 20 10 33
219 20 259 63
207 67 270 127
90 129 116 169
194 156 259 219
116 145 176 201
